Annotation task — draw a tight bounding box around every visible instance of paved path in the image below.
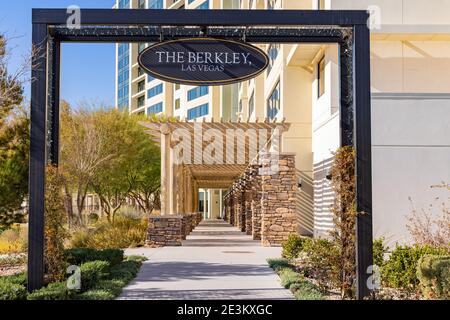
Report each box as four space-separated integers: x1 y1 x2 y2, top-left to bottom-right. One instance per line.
119 220 293 300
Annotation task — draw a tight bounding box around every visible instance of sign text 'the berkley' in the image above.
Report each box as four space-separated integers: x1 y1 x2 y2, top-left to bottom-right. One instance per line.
138 38 269 86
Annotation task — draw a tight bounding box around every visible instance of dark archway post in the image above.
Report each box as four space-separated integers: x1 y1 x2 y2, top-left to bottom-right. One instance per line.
353 24 374 300
28 23 48 292
28 9 373 298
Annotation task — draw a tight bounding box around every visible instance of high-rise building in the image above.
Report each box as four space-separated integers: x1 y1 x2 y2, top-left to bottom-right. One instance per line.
116 0 450 246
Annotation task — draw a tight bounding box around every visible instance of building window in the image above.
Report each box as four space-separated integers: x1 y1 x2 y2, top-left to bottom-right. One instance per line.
138 67 144 77
118 0 130 8
117 43 130 111
196 0 209 9
187 86 209 101
248 92 254 117
175 83 181 91
318 57 325 98
137 95 145 108
267 43 279 75
137 80 145 93
148 74 155 82
187 103 209 120
147 102 163 115
149 0 163 9
175 98 181 110
138 0 146 9
267 81 280 120
147 83 163 98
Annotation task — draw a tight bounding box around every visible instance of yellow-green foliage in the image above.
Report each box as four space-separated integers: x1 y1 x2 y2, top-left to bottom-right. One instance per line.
70 216 148 249
45 166 69 282
417 255 450 299
0 225 27 254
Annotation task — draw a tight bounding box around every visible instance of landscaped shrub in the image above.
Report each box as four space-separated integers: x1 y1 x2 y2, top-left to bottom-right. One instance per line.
290 280 324 300
75 289 115 300
65 248 124 267
125 255 148 263
281 234 312 260
279 268 303 289
1 272 27 286
382 245 449 290
80 260 110 291
0 279 27 300
373 237 387 268
302 238 340 289
27 281 75 300
0 225 27 254
75 260 144 300
69 216 147 249
109 260 141 282
417 255 450 299
267 258 292 272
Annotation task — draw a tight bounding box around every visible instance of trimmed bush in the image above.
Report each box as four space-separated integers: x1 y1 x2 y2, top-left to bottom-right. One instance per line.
76 289 115 300
1 272 27 286
125 255 148 263
0 281 27 300
65 248 124 267
80 260 110 291
279 268 303 289
27 282 74 300
109 260 141 282
417 255 450 299
281 234 312 260
382 245 449 289
267 258 292 272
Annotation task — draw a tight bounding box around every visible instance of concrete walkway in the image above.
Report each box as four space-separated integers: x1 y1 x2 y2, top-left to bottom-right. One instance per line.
119 220 293 300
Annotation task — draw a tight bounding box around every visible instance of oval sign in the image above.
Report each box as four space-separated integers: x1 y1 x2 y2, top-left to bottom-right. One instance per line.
138 38 269 86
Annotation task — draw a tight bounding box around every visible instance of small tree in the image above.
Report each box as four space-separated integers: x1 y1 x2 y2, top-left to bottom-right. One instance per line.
45 166 68 282
0 35 30 231
330 146 357 299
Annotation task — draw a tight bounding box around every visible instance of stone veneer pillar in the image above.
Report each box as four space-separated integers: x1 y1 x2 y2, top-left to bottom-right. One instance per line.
243 174 253 235
260 153 298 246
250 165 262 240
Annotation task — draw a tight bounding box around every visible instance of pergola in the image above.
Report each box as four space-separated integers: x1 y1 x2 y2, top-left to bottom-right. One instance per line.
29 8 373 298
141 118 291 215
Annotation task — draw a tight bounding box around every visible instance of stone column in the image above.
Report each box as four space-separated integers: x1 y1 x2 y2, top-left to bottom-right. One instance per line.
237 186 245 232
229 189 235 226
260 153 298 246
251 165 262 240
244 173 253 235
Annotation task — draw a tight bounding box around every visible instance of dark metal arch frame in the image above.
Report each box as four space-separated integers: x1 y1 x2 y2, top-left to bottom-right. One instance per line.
29 9 373 299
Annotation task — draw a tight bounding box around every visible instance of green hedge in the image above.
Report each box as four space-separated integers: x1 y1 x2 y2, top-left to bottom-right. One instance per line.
80 260 110 291
0 248 144 300
417 255 450 299
382 245 449 289
65 248 124 267
0 273 27 300
27 282 75 300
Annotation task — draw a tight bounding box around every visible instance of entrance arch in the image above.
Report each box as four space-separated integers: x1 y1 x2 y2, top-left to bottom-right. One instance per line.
29 8 372 298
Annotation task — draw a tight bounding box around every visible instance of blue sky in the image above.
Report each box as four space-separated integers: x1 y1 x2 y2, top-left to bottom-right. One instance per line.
0 0 116 108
